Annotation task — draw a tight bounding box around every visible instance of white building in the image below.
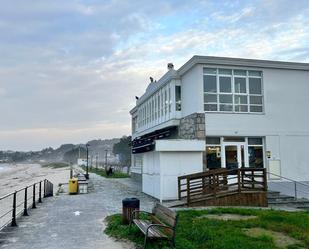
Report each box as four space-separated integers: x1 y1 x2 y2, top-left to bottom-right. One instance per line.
130 56 309 201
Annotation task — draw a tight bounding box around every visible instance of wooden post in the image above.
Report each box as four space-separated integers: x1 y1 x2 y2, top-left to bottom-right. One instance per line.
237 169 241 193
186 178 190 206
178 177 181 200
39 181 42 203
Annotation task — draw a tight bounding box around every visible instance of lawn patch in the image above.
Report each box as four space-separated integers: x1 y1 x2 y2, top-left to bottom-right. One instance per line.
105 208 309 249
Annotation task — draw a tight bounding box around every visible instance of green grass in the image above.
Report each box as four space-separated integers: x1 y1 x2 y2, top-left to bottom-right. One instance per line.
41 162 69 169
104 208 309 249
83 167 130 178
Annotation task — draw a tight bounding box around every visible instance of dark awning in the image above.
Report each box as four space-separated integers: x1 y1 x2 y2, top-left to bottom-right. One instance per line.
132 126 177 154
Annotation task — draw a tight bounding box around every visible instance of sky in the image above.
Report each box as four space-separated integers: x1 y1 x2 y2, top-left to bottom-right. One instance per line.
0 0 309 151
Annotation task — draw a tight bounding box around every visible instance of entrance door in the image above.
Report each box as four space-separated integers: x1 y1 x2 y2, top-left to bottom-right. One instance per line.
222 143 247 169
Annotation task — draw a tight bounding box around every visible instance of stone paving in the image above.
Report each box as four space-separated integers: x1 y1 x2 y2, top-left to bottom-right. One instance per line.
0 173 156 249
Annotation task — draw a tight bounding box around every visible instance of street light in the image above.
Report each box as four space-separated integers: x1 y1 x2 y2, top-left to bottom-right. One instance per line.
85 143 90 179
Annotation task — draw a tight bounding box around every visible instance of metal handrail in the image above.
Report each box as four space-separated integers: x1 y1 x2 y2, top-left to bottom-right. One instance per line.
267 172 309 188
0 179 53 231
267 171 309 199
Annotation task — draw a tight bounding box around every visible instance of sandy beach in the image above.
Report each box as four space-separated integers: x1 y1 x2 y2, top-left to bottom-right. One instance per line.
0 163 70 197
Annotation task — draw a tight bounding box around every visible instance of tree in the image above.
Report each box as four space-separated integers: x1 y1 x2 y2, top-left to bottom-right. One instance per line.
63 147 86 164
112 136 131 173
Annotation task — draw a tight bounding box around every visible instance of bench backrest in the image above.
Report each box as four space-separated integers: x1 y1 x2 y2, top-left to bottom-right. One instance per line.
152 203 178 228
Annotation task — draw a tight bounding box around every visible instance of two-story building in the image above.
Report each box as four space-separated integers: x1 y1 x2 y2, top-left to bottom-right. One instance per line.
130 56 309 201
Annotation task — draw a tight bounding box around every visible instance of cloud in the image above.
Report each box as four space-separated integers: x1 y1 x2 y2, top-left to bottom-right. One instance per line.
0 0 308 150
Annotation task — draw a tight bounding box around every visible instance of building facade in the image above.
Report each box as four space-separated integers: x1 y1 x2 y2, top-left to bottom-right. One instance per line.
130 56 309 201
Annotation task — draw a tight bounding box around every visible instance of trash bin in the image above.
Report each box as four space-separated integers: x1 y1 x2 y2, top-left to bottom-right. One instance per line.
69 178 78 194
122 198 140 225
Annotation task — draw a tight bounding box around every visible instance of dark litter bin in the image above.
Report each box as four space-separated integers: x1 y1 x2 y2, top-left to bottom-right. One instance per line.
122 198 140 225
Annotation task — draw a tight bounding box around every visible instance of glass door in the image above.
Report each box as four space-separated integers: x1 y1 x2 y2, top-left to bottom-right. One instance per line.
222 143 248 169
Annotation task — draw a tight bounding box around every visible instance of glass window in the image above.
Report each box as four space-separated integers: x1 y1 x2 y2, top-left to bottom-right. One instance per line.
249 78 262 94
235 105 248 112
203 68 217 74
249 146 264 168
175 86 181 111
219 76 231 93
204 93 217 103
248 137 263 145
220 104 233 111
204 75 217 93
207 146 221 169
204 104 217 111
234 95 247 104
219 94 232 103
218 68 232 75
234 77 246 93
248 70 262 77
234 69 246 76
206 137 220 144
250 105 263 112
250 96 262 105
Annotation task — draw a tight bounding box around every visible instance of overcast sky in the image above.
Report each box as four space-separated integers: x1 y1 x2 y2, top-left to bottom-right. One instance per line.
0 0 308 151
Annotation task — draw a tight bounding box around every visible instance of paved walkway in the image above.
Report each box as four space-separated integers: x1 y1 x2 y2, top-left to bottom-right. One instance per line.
0 173 156 249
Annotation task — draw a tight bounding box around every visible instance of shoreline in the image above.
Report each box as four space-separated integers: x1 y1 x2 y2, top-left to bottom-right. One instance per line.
0 163 70 197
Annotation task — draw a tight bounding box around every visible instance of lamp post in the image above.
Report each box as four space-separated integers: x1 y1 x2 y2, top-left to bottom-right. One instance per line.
85 143 90 179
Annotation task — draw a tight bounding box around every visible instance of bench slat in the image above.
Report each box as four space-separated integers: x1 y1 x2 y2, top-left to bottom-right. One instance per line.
133 219 168 238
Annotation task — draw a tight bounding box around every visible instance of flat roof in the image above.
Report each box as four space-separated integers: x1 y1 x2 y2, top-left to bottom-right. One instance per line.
178 55 309 76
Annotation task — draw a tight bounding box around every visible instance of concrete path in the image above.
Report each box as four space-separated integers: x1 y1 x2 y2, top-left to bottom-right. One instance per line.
0 173 156 249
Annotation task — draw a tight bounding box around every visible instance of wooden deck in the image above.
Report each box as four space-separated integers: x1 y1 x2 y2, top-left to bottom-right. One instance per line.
177 168 268 207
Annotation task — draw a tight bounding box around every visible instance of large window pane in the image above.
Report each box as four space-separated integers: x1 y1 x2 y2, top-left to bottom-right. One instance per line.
207 146 221 169
204 68 217 74
204 93 217 103
219 76 231 93
234 77 246 93
248 137 263 145
218 68 232 75
235 105 248 112
249 146 264 168
250 105 263 112
248 70 262 77
175 86 181 111
219 94 232 103
204 75 217 93
206 137 220 145
234 69 246 76
234 95 247 104
250 96 262 105
205 104 217 111
220 104 233 111
249 78 262 94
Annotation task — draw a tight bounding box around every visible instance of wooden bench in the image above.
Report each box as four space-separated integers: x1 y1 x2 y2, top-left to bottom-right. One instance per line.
131 203 178 248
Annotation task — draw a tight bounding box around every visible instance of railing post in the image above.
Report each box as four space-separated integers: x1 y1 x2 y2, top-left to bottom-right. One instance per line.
186 178 190 206
237 169 241 193
263 168 267 191
32 184 36 209
23 187 29 216
294 181 297 200
213 174 216 197
39 181 42 203
43 179 46 198
11 191 17 227
178 177 181 200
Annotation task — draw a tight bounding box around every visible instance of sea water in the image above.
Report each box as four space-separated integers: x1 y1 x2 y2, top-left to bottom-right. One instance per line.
0 163 10 173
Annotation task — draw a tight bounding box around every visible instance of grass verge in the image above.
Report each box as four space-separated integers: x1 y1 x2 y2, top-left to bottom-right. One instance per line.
105 208 309 249
83 167 130 178
41 162 69 169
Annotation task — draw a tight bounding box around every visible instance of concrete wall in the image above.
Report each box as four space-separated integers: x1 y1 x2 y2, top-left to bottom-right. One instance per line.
181 64 309 181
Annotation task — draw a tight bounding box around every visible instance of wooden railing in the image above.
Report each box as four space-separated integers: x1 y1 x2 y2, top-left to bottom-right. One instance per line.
178 168 267 206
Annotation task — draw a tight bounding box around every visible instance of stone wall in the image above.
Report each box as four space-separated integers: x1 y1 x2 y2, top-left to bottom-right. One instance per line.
178 113 206 140
178 112 207 170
